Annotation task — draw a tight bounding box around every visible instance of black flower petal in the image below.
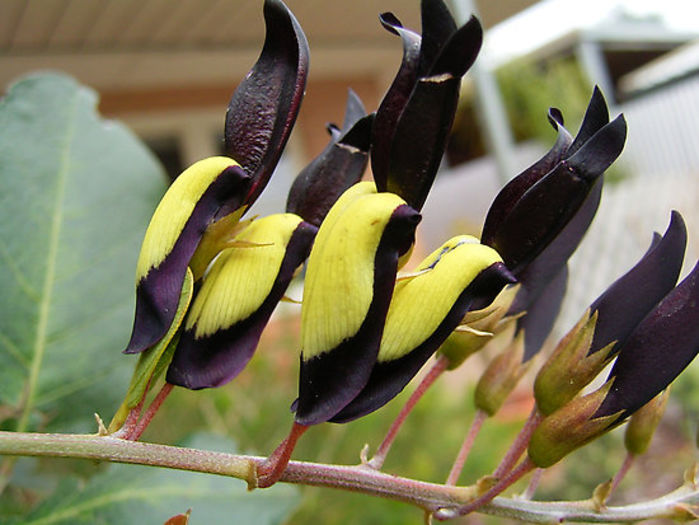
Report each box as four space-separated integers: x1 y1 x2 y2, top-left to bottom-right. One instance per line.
286 90 373 227
596 258 699 419
224 0 309 209
588 211 686 356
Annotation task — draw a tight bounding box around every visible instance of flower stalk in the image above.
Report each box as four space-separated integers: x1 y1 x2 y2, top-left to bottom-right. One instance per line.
0 430 697 523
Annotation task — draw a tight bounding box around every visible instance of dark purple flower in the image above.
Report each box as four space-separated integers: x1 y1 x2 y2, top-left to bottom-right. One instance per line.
371 0 482 211
123 0 309 355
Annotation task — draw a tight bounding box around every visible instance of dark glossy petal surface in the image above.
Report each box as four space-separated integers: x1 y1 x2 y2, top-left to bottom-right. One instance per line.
509 178 601 313
567 86 610 156
588 211 686 356
519 264 569 361
124 166 250 354
224 0 309 208
371 14 421 193
417 0 457 76
166 221 317 388
286 92 373 226
596 259 699 419
482 108 573 242
487 115 626 274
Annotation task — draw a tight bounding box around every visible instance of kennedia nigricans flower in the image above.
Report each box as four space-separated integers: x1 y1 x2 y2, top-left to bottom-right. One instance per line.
123 0 309 356
371 0 482 211
484 88 626 361
124 158 250 355
294 181 421 426
534 212 687 416
470 89 627 417
165 91 373 389
528 248 699 468
330 236 514 423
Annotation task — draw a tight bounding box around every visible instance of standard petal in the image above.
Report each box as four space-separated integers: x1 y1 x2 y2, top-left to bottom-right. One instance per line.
379 17 482 211
124 158 250 354
417 0 457 76
481 107 573 242
295 184 420 425
567 86 610 156
224 0 309 208
588 211 686 356
166 214 317 389
371 14 422 192
485 115 626 274
286 91 373 226
595 259 699 419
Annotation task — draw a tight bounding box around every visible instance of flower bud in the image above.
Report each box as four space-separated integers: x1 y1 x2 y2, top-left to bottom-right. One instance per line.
474 331 528 416
624 389 669 456
439 286 518 369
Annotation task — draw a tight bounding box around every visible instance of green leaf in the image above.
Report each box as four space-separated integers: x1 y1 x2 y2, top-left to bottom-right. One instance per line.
10 434 299 525
0 73 167 432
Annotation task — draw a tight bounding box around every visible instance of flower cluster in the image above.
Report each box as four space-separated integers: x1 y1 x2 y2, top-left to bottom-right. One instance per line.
112 0 699 518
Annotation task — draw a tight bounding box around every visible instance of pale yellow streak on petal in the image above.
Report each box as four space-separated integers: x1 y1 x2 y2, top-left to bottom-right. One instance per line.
379 237 503 362
186 213 303 337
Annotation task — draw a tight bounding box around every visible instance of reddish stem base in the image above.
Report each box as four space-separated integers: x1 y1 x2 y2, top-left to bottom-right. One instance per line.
257 422 308 488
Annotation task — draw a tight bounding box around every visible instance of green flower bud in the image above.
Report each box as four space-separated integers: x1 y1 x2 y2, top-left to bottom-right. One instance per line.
439 286 518 370
474 331 529 416
624 389 669 456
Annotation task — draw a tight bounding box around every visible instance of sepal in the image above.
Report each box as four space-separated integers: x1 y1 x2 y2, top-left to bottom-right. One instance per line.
534 310 614 416
111 268 194 432
528 381 619 468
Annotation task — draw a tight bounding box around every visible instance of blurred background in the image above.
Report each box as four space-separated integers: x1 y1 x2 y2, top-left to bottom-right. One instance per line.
1 0 698 523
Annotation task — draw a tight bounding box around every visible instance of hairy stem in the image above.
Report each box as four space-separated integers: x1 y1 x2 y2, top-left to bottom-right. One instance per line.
0 431 696 522
493 406 542 478
368 355 448 469
129 382 174 441
436 457 536 520
445 409 487 485
610 453 636 495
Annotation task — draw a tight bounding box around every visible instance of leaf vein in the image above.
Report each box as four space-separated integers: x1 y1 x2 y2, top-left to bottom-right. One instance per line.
15 90 79 434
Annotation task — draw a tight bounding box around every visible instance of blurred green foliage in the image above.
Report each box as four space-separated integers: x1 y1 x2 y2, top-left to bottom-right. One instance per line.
497 57 591 144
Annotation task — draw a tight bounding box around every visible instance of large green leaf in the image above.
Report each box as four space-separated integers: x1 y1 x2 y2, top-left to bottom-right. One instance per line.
9 434 300 525
0 73 167 432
